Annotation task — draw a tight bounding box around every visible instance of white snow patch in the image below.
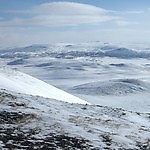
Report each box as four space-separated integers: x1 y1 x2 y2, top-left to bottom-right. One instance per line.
0 67 89 104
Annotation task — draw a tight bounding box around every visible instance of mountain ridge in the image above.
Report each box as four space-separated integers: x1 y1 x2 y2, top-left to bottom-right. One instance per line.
0 67 88 104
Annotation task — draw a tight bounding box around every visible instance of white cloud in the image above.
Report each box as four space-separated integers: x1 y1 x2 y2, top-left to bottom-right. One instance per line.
0 26 150 49
32 2 108 15
0 2 149 48
114 20 139 26
0 15 118 27
0 2 119 27
115 20 131 26
124 10 144 14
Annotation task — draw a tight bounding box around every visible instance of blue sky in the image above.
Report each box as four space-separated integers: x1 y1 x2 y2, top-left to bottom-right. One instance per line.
0 0 150 48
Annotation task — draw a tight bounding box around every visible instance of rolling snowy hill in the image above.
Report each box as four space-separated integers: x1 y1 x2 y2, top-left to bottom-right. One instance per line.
70 79 150 96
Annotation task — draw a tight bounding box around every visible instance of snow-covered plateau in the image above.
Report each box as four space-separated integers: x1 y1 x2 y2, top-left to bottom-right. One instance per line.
0 42 150 149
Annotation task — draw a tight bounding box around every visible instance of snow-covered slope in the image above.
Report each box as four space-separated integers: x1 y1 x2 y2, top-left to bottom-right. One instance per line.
0 89 150 149
69 79 150 112
0 67 88 104
70 79 150 96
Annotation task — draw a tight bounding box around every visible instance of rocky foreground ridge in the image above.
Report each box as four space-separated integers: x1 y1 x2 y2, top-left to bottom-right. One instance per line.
0 89 150 149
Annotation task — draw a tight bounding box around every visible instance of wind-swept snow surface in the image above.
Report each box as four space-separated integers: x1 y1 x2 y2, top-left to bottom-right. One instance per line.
0 90 150 149
0 67 88 104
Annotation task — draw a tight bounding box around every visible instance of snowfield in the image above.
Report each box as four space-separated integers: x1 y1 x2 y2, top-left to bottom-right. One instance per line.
0 67 88 104
1 42 150 112
0 42 150 149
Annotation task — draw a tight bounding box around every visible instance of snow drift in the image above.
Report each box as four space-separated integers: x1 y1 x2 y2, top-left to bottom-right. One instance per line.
0 67 89 104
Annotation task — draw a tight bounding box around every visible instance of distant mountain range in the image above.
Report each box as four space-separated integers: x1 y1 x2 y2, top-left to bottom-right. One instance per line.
1 43 150 60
